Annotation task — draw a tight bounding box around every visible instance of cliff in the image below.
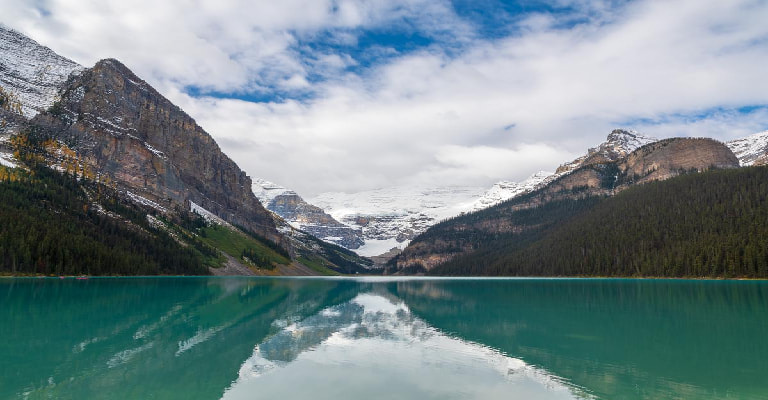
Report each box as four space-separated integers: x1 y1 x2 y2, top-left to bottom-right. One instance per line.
31 59 281 244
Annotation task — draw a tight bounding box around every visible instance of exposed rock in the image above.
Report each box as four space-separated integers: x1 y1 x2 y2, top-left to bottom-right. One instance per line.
31 58 281 244
620 138 739 184
393 135 740 273
253 179 364 249
551 129 657 179
369 247 402 268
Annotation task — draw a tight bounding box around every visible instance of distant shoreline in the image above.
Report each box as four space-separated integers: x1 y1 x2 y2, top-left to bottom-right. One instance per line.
2 274 767 281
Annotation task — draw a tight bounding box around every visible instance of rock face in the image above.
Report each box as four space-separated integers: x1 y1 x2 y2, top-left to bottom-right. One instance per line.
726 130 768 166
31 59 281 243
0 26 83 118
393 135 740 273
621 138 739 183
551 129 657 179
253 179 364 249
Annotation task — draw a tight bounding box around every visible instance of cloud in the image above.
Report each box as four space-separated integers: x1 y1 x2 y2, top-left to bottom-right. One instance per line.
1 0 767 197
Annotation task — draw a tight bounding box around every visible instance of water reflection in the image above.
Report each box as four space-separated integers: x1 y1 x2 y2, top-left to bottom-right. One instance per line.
223 292 588 400
0 278 362 399
1 278 766 400
390 279 768 400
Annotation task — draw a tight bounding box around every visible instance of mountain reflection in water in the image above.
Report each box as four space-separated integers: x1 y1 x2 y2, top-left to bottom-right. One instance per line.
223 292 586 400
1 277 766 400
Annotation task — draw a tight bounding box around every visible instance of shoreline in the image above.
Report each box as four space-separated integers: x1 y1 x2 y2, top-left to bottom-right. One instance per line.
2 273 767 281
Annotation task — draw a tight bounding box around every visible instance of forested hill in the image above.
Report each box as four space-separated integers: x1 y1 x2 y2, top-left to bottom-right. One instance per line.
0 163 211 275
430 166 768 278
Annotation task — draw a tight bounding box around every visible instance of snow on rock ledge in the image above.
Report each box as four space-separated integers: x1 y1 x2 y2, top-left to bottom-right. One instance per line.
191 201 232 228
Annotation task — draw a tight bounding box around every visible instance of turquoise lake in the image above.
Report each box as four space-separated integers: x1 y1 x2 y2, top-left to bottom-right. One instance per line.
1 277 766 399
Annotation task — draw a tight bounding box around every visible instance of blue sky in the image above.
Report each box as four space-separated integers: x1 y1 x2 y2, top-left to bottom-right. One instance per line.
1 0 767 195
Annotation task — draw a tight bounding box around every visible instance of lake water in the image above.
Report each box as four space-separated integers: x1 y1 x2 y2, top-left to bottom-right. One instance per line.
1 277 766 399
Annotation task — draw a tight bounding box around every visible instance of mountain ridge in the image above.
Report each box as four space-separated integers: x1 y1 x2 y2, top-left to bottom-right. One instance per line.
391 134 740 273
0 26 83 118
252 178 365 249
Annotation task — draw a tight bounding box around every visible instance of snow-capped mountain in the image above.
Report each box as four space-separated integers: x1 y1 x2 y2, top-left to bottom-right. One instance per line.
470 130 656 213
253 179 364 249
726 130 768 166
0 25 83 118
470 171 553 211
305 130 660 257
551 129 658 179
310 186 485 257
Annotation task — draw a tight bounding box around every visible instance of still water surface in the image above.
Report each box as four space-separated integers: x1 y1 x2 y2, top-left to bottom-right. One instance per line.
1 277 766 399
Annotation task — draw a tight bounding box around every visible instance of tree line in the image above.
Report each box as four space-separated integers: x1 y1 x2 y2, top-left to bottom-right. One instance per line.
431 166 768 278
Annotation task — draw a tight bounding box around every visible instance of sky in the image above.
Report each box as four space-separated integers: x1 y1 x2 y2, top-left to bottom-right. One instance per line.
1 0 767 196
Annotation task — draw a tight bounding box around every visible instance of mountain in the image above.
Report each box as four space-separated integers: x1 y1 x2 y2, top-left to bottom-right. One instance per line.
28 58 283 245
469 130 656 213
252 179 364 249
0 26 373 275
430 166 768 278
726 130 768 166
0 26 83 118
549 129 657 180
391 133 740 273
469 171 552 211
310 185 485 256
303 130 656 258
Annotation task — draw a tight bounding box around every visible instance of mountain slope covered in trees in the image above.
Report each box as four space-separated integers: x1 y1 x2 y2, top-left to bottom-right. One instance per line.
0 163 210 275
430 166 768 278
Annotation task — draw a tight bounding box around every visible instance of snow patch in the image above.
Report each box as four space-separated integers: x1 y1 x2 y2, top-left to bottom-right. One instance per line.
0 26 84 118
0 151 18 168
470 171 553 211
190 201 232 227
355 238 408 257
144 142 166 159
252 178 294 206
311 185 485 255
726 130 768 166
126 191 167 213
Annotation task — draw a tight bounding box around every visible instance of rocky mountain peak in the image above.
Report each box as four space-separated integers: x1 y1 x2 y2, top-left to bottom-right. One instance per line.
252 179 364 249
555 129 657 176
29 55 281 244
605 129 655 149
0 25 83 118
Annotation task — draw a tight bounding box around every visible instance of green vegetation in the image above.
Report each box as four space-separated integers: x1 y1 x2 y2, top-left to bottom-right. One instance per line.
431 166 768 278
292 232 375 275
297 256 341 276
0 164 209 275
198 224 290 270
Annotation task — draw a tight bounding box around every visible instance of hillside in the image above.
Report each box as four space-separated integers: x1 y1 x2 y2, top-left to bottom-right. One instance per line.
393 136 740 273
0 162 210 275
430 166 768 277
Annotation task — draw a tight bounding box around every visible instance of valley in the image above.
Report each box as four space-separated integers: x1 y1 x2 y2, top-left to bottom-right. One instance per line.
1 24 768 278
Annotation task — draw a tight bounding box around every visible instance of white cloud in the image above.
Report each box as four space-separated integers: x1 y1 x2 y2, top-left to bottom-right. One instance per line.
1 0 767 197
